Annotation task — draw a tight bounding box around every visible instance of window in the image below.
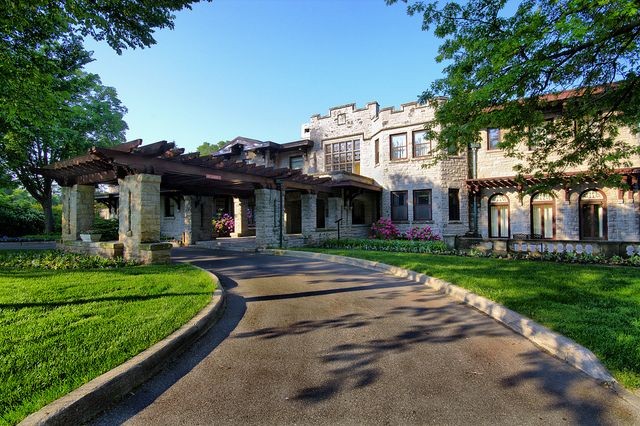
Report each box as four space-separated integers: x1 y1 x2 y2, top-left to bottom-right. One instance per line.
352 199 365 225
489 194 509 238
531 193 554 239
391 191 408 221
164 197 174 218
390 133 407 160
316 198 326 229
448 189 460 221
337 113 346 125
324 139 360 174
413 189 432 221
374 139 379 165
413 130 430 157
487 128 501 150
289 155 304 170
579 189 607 240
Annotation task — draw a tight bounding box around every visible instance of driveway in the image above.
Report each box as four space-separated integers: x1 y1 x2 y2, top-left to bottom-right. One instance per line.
95 247 638 425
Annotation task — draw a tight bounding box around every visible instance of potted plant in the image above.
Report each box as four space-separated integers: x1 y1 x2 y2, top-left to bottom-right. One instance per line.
79 230 102 242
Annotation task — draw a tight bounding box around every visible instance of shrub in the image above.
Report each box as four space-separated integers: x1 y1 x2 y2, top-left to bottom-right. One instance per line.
91 217 119 241
0 250 138 270
405 225 441 241
213 213 234 237
320 238 450 254
370 218 400 240
0 190 44 237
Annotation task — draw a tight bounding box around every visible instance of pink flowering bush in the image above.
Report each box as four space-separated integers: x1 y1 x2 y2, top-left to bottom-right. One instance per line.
405 226 441 241
370 218 400 240
213 213 235 237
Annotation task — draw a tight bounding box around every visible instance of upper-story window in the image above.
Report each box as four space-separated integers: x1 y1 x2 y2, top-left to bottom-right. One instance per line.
289 155 304 170
374 139 380 165
487 128 501 150
413 130 430 157
324 139 360 174
390 133 407 160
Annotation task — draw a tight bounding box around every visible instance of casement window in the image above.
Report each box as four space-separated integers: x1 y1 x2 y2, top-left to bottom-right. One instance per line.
489 194 509 238
164 197 174 218
374 139 380 165
531 193 555 239
448 188 460 221
390 133 407 160
324 139 360 174
391 191 408 221
579 189 607 240
413 130 430 157
289 155 304 170
487 128 501 150
413 189 432 221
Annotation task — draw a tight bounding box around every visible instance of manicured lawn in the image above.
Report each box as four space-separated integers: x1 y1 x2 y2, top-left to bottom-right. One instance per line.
0 263 215 424
303 248 640 389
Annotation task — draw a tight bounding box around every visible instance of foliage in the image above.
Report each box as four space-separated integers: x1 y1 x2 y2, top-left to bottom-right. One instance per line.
91 217 119 241
320 238 449 254
0 189 45 237
389 0 640 188
197 140 229 156
307 248 640 388
0 250 137 270
0 261 214 423
405 225 441 241
370 218 401 239
213 213 235 237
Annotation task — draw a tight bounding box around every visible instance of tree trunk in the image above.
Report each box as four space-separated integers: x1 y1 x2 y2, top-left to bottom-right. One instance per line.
41 195 55 234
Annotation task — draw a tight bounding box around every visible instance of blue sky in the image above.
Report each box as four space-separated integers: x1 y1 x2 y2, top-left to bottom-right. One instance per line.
84 0 443 153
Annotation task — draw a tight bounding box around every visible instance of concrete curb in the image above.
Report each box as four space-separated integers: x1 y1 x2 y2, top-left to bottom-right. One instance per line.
20 267 225 426
264 249 616 384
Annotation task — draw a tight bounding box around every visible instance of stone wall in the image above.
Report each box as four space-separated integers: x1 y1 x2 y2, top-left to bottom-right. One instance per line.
118 174 161 260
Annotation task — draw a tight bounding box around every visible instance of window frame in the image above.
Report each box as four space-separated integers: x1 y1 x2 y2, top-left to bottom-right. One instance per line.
488 193 510 238
289 155 304 170
390 133 408 160
164 196 175 218
413 189 433 221
530 193 555 239
448 188 460 221
579 189 608 240
323 139 361 174
391 190 408 222
374 138 380 165
487 128 501 150
412 130 430 158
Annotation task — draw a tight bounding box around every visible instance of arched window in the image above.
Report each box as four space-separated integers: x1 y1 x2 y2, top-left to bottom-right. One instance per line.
531 193 555 239
579 189 607 240
489 194 509 238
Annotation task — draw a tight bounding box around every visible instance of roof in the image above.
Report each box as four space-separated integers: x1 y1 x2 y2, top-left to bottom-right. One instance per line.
214 136 313 156
38 139 331 198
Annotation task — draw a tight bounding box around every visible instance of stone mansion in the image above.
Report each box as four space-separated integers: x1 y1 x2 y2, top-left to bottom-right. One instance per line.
43 96 640 262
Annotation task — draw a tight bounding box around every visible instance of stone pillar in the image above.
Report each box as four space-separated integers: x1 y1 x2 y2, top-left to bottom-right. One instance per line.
327 196 343 228
301 193 317 237
182 195 194 245
61 184 95 241
118 174 165 262
254 188 281 248
231 197 251 237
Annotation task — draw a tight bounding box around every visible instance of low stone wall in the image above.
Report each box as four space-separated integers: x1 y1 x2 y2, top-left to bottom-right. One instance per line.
60 241 124 258
456 237 640 258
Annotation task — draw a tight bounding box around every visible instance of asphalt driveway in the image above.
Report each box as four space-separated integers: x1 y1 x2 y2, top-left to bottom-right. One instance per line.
94 247 639 425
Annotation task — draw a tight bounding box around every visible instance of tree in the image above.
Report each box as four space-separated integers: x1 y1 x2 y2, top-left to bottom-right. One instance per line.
0 1 206 233
389 0 640 187
197 141 229 156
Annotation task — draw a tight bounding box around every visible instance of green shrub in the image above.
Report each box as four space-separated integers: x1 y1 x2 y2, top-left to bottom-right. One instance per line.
0 190 44 237
0 250 137 270
91 217 119 241
319 238 450 254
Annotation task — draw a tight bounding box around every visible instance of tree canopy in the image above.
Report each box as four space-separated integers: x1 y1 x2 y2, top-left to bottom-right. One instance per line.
390 0 640 186
197 140 229 156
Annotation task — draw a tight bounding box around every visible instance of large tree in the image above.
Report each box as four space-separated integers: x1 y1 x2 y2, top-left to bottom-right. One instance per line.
197 140 229 156
0 0 206 232
389 0 640 187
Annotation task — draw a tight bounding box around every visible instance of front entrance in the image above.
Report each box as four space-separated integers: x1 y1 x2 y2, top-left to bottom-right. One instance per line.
285 191 302 234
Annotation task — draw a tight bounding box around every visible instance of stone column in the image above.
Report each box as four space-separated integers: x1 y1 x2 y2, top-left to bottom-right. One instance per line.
254 188 281 248
61 184 95 241
327 196 343 229
182 195 194 245
118 174 163 261
301 193 317 237
231 197 251 237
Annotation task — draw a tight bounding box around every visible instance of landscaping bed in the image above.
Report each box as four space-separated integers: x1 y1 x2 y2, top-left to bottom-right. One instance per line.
301 248 640 389
0 251 215 424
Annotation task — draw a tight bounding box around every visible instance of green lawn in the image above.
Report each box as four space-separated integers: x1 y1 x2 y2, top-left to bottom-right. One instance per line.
302 248 640 389
0 263 215 424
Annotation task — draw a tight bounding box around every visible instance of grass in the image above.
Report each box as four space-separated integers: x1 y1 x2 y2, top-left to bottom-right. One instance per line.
301 248 640 389
0 262 215 425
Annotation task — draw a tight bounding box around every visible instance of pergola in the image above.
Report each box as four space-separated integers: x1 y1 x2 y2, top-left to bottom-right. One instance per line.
37 140 343 262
